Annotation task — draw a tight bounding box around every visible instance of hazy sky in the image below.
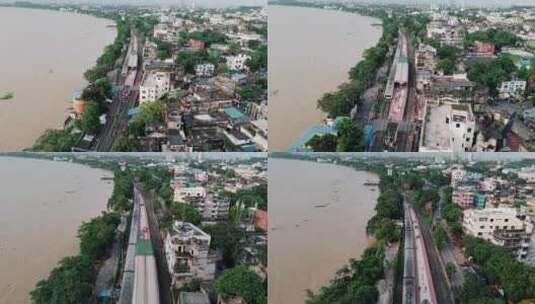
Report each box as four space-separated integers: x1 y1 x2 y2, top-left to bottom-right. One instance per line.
322 0 535 7
0 0 266 7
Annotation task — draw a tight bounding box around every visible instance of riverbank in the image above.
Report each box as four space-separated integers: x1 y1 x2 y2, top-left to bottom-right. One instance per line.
269 154 404 303
0 157 114 303
270 1 399 152
269 4 383 151
29 160 135 304
269 157 380 303
0 5 117 150
28 4 129 152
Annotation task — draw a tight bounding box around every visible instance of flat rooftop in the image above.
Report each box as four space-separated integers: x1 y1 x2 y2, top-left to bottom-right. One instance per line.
421 104 451 151
142 71 169 88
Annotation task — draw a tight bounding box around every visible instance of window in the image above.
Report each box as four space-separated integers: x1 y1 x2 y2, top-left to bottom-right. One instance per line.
456 123 460 128
467 128 472 133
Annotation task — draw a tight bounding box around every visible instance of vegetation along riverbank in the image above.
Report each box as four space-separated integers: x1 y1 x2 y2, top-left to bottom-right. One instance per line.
271 0 429 152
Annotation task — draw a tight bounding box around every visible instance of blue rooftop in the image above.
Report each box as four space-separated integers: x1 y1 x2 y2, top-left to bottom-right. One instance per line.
223 107 245 120
288 117 347 152
241 143 257 152
128 107 140 117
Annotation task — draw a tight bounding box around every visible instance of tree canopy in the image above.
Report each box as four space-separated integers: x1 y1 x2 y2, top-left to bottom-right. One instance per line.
214 266 266 304
31 129 78 152
170 202 202 225
30 255 94 304
467 55 517 96
464 236 535 301
335 118 364 152
202 222 245 268
78 101 101 135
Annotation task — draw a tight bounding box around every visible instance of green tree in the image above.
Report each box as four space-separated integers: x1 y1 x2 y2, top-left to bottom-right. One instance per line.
170 202 202 225
30 255 94 304
82 78 111 106
107 169 134 211
437 58 456 75
433 225 448 249
31 129 78 152
78 212 120 259
203 222 245 267
464 237 535 301
306 134 337 152
467 55 517 96
214 266 266 304
443 204 462 224
335 117 364 152
373 218 401 243
188 30 227 45
78 101 101 135
139 100 164 125
246 45 267 71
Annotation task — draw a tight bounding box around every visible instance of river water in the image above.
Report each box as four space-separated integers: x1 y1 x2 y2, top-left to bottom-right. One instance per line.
268 158 379 303
0 157 113 303
268 5 382 151
0 7 116 150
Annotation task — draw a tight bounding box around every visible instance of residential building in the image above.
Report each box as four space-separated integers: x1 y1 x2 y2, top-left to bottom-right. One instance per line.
499 80 527 100
453 190 475 209
463 208 535 265
420 102 476 152
225 53 250 71
189 39 205 50
199 193 230 221
164 221 216 287
174 186 206 202
451 167 466 186
195 63 215 77
139 71 171 103
474 41 496 55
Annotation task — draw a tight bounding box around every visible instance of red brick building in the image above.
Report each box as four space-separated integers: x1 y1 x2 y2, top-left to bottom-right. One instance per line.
474 41 495 55
189 39 205 50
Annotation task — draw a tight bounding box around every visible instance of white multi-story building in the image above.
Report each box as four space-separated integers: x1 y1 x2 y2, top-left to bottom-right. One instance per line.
164 221 216 287
463 208 535 265
195 63 215 77
499 80 527 100
225 53 251 71
139 71 171 103
449 103 476 152
420 102 476 152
